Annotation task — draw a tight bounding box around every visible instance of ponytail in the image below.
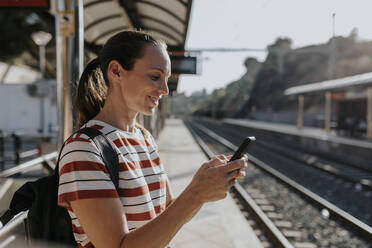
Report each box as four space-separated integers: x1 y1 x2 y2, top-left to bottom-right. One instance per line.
75 57 107 129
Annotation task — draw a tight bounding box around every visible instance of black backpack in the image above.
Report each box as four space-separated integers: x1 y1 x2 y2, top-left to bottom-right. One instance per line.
0 127 119 247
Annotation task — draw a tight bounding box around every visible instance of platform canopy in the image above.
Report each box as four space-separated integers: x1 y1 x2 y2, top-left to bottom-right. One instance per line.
82 0 192 93
284 72 372 96
84 0 192 51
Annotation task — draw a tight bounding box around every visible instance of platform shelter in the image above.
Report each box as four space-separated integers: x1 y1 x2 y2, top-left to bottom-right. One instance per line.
284 72 372 138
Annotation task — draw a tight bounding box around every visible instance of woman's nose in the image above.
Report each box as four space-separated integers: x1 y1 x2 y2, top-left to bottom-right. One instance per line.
159 80 169 96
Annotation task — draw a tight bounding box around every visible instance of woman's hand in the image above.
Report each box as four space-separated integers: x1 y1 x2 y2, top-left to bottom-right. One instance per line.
186 154 248 204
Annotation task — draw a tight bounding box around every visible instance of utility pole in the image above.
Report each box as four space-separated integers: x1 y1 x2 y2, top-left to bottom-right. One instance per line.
328 13 336 80
56 0 84 148
325 13 336 132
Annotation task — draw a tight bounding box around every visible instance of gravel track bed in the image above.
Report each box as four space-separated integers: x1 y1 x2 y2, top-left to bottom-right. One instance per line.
208 122 372 226
187 120 372 247
195 119 372 226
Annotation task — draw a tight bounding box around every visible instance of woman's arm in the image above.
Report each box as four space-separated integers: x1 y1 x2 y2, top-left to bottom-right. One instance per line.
165 178 201 224
70 185 200 248
70 155 247 248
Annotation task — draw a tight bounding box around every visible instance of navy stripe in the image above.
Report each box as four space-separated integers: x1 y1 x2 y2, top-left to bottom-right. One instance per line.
119 172 165 181
122 194 166 207
59 178 112 186
60 149 103 162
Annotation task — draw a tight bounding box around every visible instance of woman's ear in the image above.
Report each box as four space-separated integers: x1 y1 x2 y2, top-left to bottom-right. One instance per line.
107 60 125 83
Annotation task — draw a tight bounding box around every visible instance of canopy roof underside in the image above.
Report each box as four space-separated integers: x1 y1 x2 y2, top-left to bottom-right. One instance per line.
83 0 192 93
83 0 192 51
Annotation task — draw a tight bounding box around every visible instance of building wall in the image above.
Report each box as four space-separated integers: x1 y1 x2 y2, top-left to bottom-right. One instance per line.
0 81 57 135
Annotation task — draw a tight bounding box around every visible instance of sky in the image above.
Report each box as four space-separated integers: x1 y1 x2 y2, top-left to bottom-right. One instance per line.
178 0 372 95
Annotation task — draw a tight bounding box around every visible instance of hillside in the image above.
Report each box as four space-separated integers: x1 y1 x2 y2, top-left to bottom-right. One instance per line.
185 32 372 121
242 33 372 116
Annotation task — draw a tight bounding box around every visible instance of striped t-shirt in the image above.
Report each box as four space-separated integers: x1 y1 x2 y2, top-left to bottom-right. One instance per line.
58 120 168 248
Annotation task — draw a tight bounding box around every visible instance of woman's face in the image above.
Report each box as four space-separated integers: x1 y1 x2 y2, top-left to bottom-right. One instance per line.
117 44 171 115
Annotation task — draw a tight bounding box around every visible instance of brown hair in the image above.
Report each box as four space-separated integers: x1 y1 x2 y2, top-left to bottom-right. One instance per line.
74 30 166 131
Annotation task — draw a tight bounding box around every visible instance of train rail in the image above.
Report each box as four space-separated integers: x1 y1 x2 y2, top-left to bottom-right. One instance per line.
185 119 372 247
194 119 372 225
221 122 372 190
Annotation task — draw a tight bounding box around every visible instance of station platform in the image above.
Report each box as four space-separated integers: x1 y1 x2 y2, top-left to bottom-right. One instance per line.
223 118 372 149
157 118 263 248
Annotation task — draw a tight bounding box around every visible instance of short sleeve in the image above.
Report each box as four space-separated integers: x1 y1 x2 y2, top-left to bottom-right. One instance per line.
57 134 119 206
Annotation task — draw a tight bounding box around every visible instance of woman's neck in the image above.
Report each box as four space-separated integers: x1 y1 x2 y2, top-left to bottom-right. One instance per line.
94 97 138 133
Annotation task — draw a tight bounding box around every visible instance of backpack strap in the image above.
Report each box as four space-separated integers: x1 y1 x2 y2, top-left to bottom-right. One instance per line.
55 127 119 191
78 128 119 190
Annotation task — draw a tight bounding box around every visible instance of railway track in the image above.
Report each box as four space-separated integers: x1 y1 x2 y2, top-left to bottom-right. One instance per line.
185 119 372 248
193 118 372 226
220 121 372 190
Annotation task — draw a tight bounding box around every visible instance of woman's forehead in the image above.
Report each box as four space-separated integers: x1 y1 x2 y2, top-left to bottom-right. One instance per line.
136 45 170 73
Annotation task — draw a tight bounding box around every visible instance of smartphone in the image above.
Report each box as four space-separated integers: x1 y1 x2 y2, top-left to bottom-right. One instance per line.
229 136 256 162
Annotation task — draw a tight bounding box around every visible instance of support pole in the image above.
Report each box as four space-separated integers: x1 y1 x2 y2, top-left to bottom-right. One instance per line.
325 91 332 132
367 87 372 139
39 45 46 135
0 131 3 169
297 95 304 129
56 0 84 148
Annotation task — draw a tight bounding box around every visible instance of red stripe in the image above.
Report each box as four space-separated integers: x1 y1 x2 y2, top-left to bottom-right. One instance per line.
139 157 161 169
71 224 84 234
90 124 104 130
0 0 48 7
113 138 150 148
60 161 108 175
119 161 140 171
126 210 156 221
119 185 149 197
66 136 91 144
119 180 166 197
154 204 166 214
59 189 119 203
148 180 166 192
119 157 161 172
127 138 150 146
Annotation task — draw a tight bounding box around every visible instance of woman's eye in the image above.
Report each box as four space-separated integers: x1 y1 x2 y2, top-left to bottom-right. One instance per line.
150 75 160 81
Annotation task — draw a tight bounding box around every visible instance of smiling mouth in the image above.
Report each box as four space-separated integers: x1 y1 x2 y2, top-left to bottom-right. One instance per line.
148 96 159 105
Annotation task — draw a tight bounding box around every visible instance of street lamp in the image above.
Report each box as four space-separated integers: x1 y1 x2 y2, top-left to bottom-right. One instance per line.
31 31 52 78
31 31 52 135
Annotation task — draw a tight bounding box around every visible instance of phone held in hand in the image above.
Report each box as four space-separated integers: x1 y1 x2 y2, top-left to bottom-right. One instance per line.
229 136 256 162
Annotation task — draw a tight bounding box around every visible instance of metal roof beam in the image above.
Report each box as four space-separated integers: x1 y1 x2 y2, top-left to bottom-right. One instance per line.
118 0 143 28
84 0 112 9
183 0 192 45
85 14 122 31
139 14 184 37
136 0 185 25
91 26 129 43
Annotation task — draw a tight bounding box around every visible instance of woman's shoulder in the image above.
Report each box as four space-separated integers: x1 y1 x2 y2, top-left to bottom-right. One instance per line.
59 130 102 163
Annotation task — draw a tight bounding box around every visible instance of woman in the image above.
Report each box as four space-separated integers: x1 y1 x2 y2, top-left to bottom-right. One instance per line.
57 30 248 248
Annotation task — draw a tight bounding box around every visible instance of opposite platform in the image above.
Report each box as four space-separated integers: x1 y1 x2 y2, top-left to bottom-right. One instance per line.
224 118 372 150
157 118 263 248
